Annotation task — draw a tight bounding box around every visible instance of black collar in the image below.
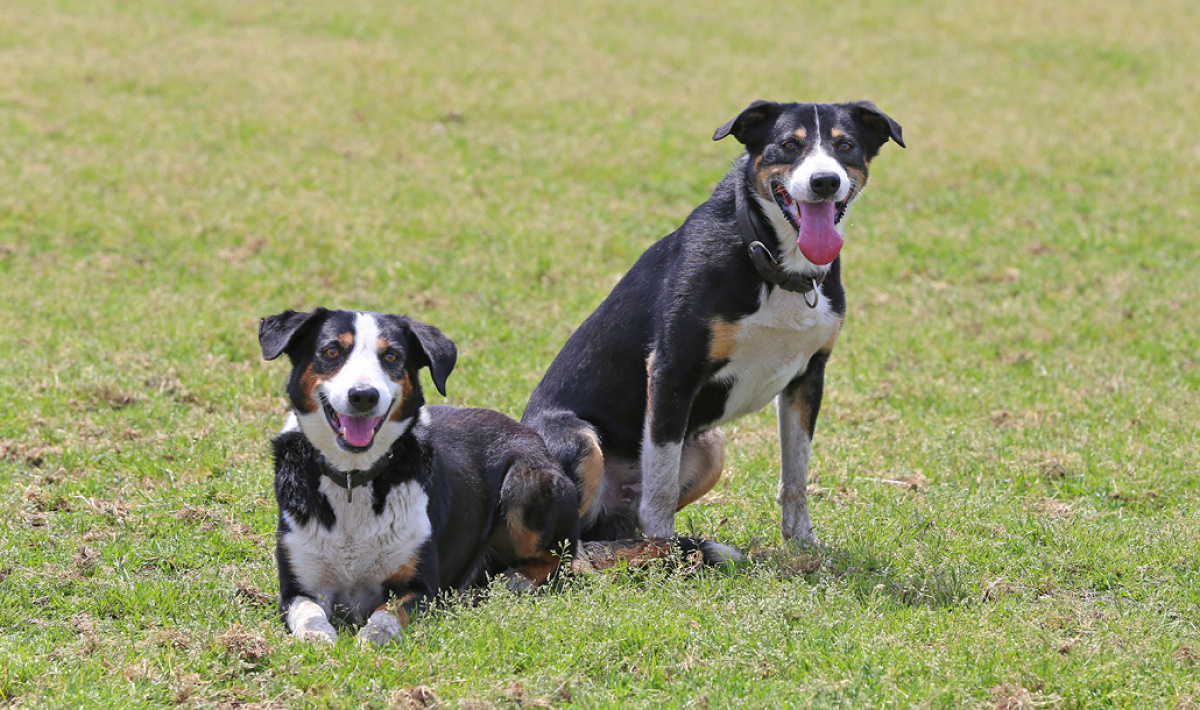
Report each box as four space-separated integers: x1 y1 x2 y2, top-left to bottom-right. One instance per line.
733 174 827 308
312 430 411 503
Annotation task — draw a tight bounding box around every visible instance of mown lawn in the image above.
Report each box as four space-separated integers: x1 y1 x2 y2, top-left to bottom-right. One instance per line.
1 0 1198 707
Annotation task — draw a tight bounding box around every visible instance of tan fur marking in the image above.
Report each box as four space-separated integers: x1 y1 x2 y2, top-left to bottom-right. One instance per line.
375 593 419 628
298 364 323 413
645 352 657 430
507 513 543 559
753 164 791 200
788 345 838 433
830 127 845 139
389 372 414 422
793 127 807 140
846 166 868 198
676 429 726 509
377 335 389 354
337 332 353 348
822 322 843 354
385 563 417 586
708 319 740 362
515 551 562 586
575 427 604 516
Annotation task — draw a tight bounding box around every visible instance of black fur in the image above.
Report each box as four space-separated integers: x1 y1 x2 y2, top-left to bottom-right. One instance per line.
524 101 903 543
262 309 577 642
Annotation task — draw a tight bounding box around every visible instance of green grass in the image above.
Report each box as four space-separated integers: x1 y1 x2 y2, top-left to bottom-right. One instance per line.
2 0 1199 707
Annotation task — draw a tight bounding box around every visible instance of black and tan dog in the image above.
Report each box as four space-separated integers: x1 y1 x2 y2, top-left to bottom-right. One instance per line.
260 308 578 644
523 100 904 546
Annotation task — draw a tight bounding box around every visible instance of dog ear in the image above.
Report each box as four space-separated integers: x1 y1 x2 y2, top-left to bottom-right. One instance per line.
848 101 905 153
406 320 458 397
259 309 326 361
713 100 780 144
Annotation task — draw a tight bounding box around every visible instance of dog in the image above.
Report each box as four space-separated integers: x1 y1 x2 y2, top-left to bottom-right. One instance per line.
522 100 904 545
259 308 579 645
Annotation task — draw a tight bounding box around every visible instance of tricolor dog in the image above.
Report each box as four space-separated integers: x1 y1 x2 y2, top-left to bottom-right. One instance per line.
523 100 904 545
260 308 578 645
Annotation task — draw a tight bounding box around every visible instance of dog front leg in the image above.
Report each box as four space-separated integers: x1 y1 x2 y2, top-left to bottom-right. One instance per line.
639 352 700 539
358 544 439 647
778 351 830 545
283 595 337 644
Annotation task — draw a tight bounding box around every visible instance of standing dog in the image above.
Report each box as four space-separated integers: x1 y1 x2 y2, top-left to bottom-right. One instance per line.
523 100 904 545
260 308 578 645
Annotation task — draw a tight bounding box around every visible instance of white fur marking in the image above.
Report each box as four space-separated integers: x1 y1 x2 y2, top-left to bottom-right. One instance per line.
286 597 337 643
639 415 683 538
357 608 403 646
712 285 840 426
294 312 411 473
777 394 818 543
281 477 431 624
786 145 851 205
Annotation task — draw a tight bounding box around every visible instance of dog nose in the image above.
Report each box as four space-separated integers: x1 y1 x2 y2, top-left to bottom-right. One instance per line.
347 386 380 411
809 172 841 199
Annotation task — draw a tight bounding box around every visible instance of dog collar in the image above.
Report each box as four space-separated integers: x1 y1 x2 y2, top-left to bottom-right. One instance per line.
315 444 397 503
734 174 828 308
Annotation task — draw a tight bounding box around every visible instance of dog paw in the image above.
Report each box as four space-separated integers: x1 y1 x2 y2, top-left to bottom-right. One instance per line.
357 610 402 647
295 626 337 644
784 530 822 548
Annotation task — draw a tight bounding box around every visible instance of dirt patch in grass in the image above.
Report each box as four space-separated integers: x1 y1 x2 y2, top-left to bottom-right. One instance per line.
392 686 442 708
216 625 270 663
85 384 143 410
0 440 61 467
990 683 1035 710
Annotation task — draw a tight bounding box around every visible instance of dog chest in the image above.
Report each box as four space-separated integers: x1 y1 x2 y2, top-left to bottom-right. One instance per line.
281 476 431 620
711 285 841 424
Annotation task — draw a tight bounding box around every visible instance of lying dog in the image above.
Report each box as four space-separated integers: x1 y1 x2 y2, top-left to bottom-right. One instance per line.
260 308 578 644
523 100 904 545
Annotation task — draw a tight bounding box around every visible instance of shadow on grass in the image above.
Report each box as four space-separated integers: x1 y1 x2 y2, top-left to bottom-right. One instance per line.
752 540 974 609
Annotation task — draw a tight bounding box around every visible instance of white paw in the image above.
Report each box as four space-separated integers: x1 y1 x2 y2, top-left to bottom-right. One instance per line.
357 609 401 647
295 625 337 644
288 599 337 644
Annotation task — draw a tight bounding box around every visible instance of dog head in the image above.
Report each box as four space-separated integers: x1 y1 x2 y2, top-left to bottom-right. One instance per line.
259 309 457 469
714 100 904 269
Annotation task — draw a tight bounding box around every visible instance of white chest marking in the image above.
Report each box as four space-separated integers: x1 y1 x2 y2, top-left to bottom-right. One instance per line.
712 285 841 425
282 476 431 622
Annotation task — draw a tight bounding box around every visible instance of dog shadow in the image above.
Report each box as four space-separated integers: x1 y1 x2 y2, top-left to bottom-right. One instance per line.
751 539 973 609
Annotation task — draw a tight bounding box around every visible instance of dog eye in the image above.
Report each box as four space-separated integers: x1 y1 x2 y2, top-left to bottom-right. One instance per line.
782 140 799 151
837 140 854 151
383 352 398 363
324 346 340 358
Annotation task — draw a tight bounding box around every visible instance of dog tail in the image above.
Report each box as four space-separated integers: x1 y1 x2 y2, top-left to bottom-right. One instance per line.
568 537 742 575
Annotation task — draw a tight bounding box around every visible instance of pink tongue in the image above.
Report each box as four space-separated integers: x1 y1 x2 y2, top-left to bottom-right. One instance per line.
342 416 382 448
797 201 843 266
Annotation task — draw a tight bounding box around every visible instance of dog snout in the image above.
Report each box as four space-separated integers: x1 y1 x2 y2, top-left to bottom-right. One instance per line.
809 172 841 199
346 385 381 412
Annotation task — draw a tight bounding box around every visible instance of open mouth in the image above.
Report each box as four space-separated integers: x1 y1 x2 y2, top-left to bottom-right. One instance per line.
321 396 387 452
771 178 849 266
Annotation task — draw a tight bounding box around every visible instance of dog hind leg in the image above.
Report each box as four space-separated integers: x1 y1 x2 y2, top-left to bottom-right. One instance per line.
493 455 580 588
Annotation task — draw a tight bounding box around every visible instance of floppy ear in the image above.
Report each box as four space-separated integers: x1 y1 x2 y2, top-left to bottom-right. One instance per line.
849 101 905 151
712 100 781 144
259 308 326 361
407 320 458 397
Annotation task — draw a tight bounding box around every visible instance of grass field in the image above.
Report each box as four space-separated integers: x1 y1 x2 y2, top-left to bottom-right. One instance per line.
2 0 1199 707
